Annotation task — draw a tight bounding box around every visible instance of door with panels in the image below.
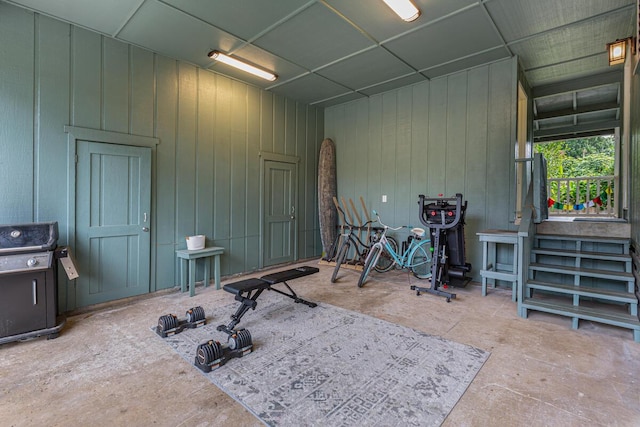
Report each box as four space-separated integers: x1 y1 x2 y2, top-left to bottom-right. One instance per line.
263 160 297 267
75 141 151 307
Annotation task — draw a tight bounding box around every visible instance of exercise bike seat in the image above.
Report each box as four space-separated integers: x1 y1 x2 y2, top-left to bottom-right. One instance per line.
223 278 270 295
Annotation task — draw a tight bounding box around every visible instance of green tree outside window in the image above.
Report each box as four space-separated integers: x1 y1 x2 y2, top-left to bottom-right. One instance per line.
535 136 615 211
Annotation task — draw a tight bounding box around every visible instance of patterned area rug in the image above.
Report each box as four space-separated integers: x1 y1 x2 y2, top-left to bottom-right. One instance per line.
155 295 489 426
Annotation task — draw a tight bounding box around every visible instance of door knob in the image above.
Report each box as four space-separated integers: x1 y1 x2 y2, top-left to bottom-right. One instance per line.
142 227 150 232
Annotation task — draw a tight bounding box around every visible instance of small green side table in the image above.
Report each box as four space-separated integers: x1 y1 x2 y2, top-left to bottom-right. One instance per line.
477 230 518 301
176 246 224 297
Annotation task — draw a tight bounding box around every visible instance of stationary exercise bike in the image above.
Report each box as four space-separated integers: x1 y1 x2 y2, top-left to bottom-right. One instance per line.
411 193 472 301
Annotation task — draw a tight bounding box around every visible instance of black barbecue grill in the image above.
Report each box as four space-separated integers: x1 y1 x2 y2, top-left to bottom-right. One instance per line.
0 221 66 344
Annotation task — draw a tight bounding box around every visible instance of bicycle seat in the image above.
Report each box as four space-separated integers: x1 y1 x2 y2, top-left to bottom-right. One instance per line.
411 227 426 237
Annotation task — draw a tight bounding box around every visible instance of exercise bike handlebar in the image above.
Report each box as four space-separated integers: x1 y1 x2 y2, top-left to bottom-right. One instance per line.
417 193 464 230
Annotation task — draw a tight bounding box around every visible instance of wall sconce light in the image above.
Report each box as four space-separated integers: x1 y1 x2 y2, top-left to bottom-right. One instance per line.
208 50 277 81
382 0 421 22
607 39 627 66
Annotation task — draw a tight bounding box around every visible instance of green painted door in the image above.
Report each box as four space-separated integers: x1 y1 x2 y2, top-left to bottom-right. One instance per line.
75 141 151 307
264 160 296 267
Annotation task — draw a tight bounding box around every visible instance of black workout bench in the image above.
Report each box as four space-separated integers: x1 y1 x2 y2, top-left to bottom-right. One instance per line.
217 265 318 335
194 266 319 373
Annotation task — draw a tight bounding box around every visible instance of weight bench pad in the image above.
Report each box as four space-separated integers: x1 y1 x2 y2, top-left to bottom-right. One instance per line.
260 266 319 284
218 266 319 334
223 278 271 295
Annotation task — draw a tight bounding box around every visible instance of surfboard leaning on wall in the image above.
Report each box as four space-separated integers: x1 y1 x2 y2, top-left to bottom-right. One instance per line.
318 138 337 258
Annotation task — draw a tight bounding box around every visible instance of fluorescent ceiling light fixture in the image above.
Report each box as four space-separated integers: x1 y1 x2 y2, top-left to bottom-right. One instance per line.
382 0 421 22
607 39 626 66
208 50 277 81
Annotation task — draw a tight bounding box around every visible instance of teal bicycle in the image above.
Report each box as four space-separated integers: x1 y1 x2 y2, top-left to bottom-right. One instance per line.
357 210 432 288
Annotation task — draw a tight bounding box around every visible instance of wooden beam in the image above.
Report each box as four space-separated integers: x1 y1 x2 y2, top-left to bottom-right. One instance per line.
535 101 619 120
534 129 613 143
532 71 622 99
533 120 620 140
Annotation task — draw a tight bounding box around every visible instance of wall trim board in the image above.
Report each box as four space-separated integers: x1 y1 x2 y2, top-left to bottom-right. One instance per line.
64 125 160 147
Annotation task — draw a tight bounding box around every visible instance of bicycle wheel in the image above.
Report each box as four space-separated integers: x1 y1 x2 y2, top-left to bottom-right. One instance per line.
409 240 432 279
358 244 382 287
323 232 342 261
331 240 351 283
374 237 398 273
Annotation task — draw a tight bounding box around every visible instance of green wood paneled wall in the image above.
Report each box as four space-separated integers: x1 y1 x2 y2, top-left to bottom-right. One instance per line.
325 58 518 281
0 4 323 310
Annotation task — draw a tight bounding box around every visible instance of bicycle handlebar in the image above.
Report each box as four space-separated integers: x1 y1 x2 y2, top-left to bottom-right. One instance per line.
337 204 377 229
372 210 413 232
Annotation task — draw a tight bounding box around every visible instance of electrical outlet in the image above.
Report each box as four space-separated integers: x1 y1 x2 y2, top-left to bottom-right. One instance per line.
382 195 387 203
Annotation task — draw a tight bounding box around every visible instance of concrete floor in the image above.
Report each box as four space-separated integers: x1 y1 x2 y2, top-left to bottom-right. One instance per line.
1 261 639 426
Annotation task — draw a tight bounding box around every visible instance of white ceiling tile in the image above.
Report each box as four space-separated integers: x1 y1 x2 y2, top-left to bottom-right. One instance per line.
118 0 244 68
253 2 375 70
383 6 504 70
162 0 311 41
8 0 141 35
316 47 417 90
